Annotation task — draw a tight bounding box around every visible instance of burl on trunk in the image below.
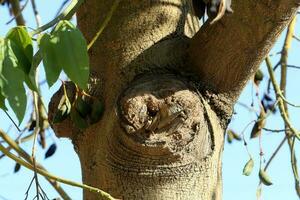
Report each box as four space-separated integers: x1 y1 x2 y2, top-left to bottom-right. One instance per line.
49 0 298 199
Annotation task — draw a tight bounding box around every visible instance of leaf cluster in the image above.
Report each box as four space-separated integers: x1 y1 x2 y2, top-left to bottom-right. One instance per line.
0 20 90 124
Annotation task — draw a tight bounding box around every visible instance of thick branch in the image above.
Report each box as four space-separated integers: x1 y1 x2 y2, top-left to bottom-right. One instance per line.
188 0 299 100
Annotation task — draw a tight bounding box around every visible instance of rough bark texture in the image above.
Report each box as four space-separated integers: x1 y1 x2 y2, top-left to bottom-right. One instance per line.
188 0 300 99
48 0 299 199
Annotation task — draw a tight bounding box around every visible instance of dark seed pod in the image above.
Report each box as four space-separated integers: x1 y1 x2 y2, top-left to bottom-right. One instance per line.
28 120 36 131
250 110 266 139
45 143 57 159
14 163 21 173
263 93 273 102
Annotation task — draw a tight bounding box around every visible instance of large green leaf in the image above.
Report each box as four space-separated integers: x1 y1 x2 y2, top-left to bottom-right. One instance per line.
0 90 7 110
1 39 27 123
6 27 33 74
25 50 41 92
54 21 89 89
38 33 62 87
0 39 7 111
0 38 5 89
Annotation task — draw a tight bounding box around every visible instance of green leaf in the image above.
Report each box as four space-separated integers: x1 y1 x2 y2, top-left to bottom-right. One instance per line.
25 50 41 92
0 38 5 89
243 158 254 176
6 27 33 74
0 90 7 110
1 39 27 123
0 38 7 110
38 33 62 87
54 20 89 89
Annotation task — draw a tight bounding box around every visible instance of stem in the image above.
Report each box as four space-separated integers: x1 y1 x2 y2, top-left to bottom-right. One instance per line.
32 92 40 200
0 131 115 200
30 0 84 36
9 0 26 25
87 0 120 50
264 136 287 171
0 130 71 200
30 0 41 27
265 57 300 139
266 16 300 198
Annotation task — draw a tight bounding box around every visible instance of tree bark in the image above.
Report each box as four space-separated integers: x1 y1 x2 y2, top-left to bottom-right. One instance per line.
48 0 299 199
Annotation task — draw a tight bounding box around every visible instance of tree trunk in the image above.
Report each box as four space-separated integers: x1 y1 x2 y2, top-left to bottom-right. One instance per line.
49 0 299 199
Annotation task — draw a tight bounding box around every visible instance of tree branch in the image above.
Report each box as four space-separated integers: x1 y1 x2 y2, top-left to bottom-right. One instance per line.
9 0 26 25
0 130 115 200
188 0 299 100
0 130 71 200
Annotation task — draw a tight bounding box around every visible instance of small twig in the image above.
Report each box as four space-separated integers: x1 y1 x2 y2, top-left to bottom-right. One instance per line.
267 61 280 93
266 57 300 139
9 0 26 25
55 0 70 17
87 0 120 50
0 130 71 200
240 120 256 157
24 177 35 200
267 16 300 198
6 0 29 25
30 0 84 36
0 132 34 159
0 142 115 200
287 64 300 69
262 128 287 133
278 93 300 108
236 101 259 113
30 0 41 27
293 35 300 42
264 136 287 171
3 110 21 132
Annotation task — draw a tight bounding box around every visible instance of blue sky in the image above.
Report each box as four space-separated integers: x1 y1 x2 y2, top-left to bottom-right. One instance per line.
0 1 300 200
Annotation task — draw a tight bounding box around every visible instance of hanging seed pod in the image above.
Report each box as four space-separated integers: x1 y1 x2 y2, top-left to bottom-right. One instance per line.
227 130 234 143
250 110 266 139
259 169 273 186
45 143 57 159
256 187 262 199
263 93 273 102
14 163 21 173
227 130 241 143
243 158 254 176
254 69 264 86
28 120 36 131
52 95 71 123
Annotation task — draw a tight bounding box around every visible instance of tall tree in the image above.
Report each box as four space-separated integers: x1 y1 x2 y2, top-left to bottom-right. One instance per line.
48 0 299 199
0 0 299 199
